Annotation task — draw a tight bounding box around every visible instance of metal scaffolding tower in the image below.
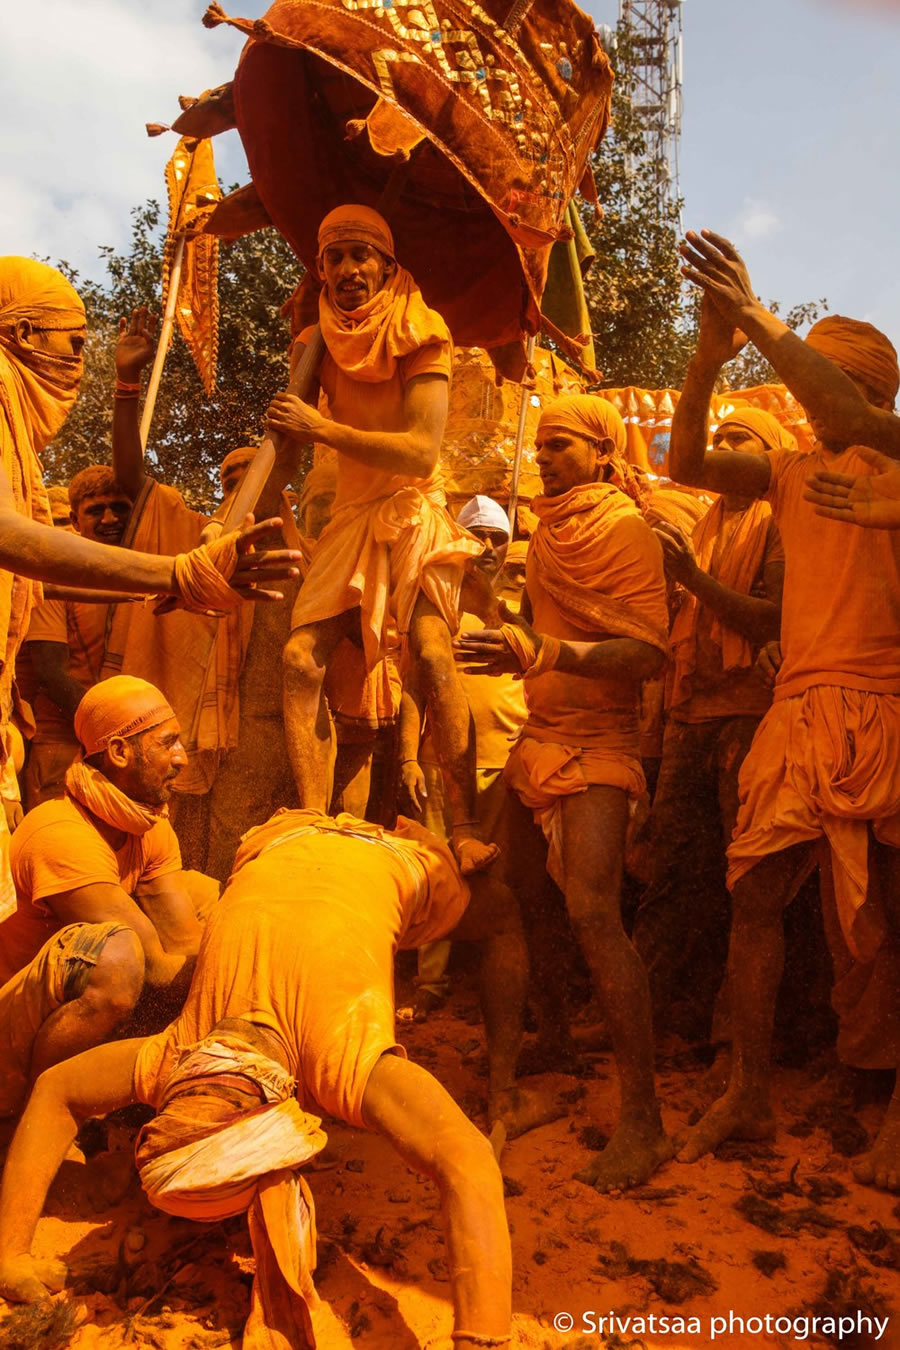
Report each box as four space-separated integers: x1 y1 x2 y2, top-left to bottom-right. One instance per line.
618 0 684 210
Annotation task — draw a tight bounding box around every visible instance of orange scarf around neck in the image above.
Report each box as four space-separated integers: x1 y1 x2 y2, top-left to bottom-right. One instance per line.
318 266 450 384
65 759 167 836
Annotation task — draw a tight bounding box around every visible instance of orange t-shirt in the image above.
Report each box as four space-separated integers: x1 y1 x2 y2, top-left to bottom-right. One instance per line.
524 510 669 752
0 795 181 984
23 598 107 741
765 446 900 701
300 325 451 508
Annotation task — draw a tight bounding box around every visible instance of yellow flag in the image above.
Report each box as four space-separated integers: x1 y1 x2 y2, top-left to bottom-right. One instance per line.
162 136 222 395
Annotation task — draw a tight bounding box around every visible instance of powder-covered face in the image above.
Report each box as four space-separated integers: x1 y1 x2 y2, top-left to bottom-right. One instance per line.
15 319 86 360
712 425 767 455
320 241 394 312
468 526 509 580
74 490 133 545
108 716 187 806
536 429 610 496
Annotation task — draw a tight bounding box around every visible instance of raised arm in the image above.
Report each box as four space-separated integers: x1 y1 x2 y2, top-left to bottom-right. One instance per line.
266 370 448 480
669 297 771 498
680 230 900 459
654 521 783 645
111 306 158 499
0 1039 143 1303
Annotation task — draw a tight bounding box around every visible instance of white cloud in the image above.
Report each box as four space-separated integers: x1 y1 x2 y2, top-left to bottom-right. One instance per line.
734 199 781 243
3 1 251 283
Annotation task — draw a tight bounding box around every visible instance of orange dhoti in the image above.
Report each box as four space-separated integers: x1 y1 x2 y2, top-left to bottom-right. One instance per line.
504 738 645 889
727 686 900 964
291 485 481 669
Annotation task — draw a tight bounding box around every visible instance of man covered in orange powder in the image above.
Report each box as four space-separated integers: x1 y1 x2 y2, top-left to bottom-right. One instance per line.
672 230 900 1192
0 676 215 1121
0 256 300 874
0 811 520 1350
457 395 673 1189
632 407 787 1036
268 206 493 873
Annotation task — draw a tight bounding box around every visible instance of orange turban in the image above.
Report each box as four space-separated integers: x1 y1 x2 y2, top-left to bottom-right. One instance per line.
74 676 175 757
505 540 529 565
717 407 798 452
317 205 395 262
219 446 257 485
806 316 900 407
537 394 627 457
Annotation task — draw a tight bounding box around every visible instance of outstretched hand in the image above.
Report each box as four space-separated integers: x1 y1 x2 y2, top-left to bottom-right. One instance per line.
803 446 900 529
679 230 758 323
228 515 302 601
116 306 158 380
454 601 539 677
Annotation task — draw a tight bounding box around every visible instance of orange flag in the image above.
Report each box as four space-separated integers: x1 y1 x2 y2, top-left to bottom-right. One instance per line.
162 136 222 395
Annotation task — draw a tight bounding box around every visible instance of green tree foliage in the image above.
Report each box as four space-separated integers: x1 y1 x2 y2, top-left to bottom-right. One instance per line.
583 24 826 392
44 201 303 511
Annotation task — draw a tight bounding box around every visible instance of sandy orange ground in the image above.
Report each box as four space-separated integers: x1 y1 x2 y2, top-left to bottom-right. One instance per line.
1 973 898 1350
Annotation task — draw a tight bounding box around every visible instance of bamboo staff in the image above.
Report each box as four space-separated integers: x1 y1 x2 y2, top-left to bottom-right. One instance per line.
507 334 537 534
139 233 186 451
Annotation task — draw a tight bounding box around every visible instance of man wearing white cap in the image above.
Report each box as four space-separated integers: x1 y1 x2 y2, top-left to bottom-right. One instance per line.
400 495 527 1017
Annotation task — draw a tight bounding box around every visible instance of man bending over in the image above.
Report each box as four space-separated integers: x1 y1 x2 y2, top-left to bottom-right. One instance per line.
0 810 527 1348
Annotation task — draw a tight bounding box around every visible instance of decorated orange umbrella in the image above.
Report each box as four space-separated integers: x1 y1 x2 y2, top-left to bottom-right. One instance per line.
165 0 612 381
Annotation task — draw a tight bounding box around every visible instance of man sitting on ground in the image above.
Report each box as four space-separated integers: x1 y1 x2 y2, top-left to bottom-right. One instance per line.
0 676 216 1118
0 809 526 1349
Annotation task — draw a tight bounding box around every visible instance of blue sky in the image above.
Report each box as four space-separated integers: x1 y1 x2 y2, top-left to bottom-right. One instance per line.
4 0 899 342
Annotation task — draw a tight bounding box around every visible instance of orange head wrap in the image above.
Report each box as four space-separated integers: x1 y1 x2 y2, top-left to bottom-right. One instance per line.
716 407 798 453
74 675 176 758
504 540 529 565
219 445 257 485
537 394 648 510
806 316 900 408
317 204 395 263
297 459 338 518
0 257 85 454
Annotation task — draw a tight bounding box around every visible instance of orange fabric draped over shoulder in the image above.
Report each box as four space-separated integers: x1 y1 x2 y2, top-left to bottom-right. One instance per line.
0 258 84 724
667 498 775 710
318 264 450 386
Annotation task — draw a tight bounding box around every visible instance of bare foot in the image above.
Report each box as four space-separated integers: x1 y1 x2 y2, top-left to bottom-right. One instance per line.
489 1085 566 1140
452 834 500 876
676 1089 775 1164
853 1098 900 1192
0 1253 67 1303
575 1119 674 1192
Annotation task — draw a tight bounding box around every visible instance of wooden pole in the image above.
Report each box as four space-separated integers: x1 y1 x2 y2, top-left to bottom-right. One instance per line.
217 326 326 532
507 335 537 535
140 233 186 452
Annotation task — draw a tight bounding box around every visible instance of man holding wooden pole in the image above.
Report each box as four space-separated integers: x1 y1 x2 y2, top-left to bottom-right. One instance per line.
268 205 497 873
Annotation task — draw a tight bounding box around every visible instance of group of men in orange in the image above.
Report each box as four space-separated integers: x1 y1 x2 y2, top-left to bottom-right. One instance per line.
0 206 898 1350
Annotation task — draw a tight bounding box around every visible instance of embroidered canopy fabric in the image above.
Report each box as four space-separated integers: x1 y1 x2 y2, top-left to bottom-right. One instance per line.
177 0 613 378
